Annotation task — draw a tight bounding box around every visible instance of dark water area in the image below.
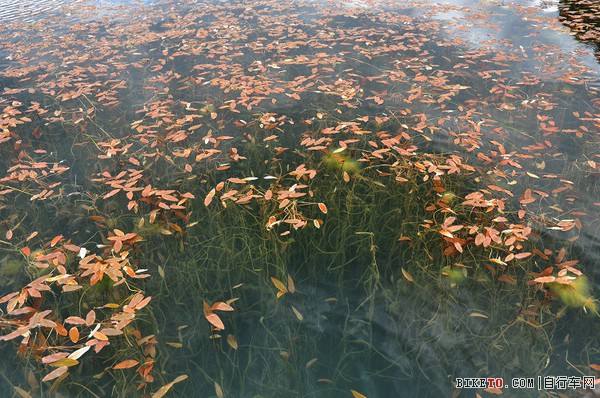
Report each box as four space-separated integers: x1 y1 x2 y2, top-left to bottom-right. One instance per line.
0 0 599 397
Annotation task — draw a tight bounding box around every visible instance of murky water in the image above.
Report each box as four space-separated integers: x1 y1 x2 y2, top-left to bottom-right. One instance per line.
0 0 599 397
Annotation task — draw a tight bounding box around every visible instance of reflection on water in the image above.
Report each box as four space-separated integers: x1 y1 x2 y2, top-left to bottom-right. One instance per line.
0 0 67 22
0 0 599 397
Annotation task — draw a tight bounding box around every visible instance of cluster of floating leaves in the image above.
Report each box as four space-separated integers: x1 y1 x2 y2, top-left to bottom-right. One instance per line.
0 0 598 395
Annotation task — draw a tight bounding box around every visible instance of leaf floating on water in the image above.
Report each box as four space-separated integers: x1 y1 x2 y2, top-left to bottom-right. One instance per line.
351 389 367 398
68 327 79 343
533 276 555 284
42 366 68 382
291 305 303 321
13 386 32 398
287 275 296 294
211 302 234 312
103 188 121 199
468 312 488 319
270 277 288 299
204 188 216 206
205 313 225 330
343 171 350 183
401 268 414 283
49 358 79 368
50 235 63 247
227 334 238 350
113 359 139 369
151 374 188 398
68 345 91 360
214 381 224 398
317 202 328 214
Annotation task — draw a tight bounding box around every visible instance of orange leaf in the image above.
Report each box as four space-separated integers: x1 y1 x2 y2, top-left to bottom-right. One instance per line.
68 327 79 343
533 276 555 284
317 202 328 214
113 359 139 369
204 188 216 207
205 313 225 330
103 188 121 199
50 235 63 247
211 302 234 312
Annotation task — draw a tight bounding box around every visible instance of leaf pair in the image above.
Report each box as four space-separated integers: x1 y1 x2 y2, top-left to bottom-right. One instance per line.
270 275 295 299
203 300 234 330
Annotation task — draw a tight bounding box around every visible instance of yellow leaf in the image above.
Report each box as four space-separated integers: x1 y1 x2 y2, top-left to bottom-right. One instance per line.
401 268 414 282
270 277 288 295
291 305 303 321
49 358 79 368
227 334 238 350
351 389 367 398
214 382 224 398
152 375 189 398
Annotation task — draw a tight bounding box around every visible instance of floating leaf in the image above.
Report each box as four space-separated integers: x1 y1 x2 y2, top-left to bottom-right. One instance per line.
205 313 225 330
68 327 79 343
317 202 328 214
351 390 367 398
291 305 303 321
68 345 91 360
214 382 224 398
113 359 139 369
533 276 556 284
401 268 414 283
42 366 68 382
151 374 188 398
49 358 79 368
271 277 288 299
204 188 216 206
227 334 238 350
287 275 296 294
13 387 32 398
